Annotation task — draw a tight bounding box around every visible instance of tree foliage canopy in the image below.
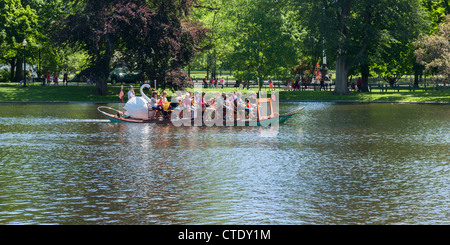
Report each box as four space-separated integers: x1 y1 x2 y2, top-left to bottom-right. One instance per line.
293 0 427 93
57 0 209 94
2 0 450 95
0 0 38 81
415 15 450 76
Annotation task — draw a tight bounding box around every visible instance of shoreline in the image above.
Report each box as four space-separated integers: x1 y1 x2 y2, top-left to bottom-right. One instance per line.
280 100 450 105
1 83 449 104
1 100 449 105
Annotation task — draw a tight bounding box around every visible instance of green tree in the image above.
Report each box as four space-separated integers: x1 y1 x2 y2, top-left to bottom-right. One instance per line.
422 0 450 32
228 0 297 90
57 0 208 95
414 15 450 78
190 0 228 79
296 0 426 94
22 0 85 78
371 42 417 86
0 0 38 82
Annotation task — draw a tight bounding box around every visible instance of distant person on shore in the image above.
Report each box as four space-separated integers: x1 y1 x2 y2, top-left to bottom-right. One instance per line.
53 74 58 85
63 73 68 85
45 71 50 85
203 76 208 88
221 77 225 89
357 77 362 92
86 74 92 85
201 92 207 116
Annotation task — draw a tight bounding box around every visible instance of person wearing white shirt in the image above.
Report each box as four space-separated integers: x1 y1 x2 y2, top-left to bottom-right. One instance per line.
127 85 135 100
150 91 159 110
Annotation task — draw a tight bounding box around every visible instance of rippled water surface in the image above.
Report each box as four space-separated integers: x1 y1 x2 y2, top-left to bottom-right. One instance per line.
0 102 448 224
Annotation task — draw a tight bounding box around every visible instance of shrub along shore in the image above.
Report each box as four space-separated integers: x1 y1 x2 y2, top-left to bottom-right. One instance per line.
0 83 449 104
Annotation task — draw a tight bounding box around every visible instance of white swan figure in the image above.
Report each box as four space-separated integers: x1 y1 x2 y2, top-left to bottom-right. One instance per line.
123 84 152 119
140 84 152 103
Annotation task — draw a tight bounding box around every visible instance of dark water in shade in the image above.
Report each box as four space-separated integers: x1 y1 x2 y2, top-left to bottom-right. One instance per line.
0 102 448 224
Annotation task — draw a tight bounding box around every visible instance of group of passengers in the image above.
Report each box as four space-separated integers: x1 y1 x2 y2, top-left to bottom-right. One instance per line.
176 91 258 121
127 85 258 120
175 91 258 121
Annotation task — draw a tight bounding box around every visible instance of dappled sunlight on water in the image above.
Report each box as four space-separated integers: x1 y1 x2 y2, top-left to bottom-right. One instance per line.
0 102 449 224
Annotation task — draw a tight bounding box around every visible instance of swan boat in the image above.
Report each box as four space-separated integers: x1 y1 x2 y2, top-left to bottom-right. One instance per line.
98 105 304 126
97 85 304 126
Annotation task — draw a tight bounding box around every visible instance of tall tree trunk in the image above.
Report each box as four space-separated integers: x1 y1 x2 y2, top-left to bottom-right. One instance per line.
93 54 111 95
414 72 419 86
14 56 23 82
93 57 110 95
9 57 16 82
187 64 191 79
94 73 108 95
332 0 353 95
334 54 349 95
360 63 370 92
413 62 422 86
212 49 217 79
93 36 114 95
206 51 212 80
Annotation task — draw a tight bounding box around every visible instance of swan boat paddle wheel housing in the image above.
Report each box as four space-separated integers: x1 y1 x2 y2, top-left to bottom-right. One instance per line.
98 85 304 126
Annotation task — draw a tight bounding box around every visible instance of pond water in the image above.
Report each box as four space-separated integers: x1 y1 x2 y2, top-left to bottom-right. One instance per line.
0 102 448 225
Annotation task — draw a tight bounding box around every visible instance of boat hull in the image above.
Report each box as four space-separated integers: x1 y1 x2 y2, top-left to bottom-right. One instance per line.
98 106 303 126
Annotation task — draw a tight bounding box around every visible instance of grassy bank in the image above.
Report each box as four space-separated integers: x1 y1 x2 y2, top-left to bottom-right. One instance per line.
0 83 449 103
0 83 122 102
279 90 450 103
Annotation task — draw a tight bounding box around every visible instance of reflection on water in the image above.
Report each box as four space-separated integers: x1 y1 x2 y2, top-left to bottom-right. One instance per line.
0 102 449 224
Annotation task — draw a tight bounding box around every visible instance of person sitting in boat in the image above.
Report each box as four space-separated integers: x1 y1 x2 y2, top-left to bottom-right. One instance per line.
170 91 181 109
215 92 227 120
234 92 243 107
160 91 168 103
176 93 189 119
159 91 170 118
209 98 215 107
128 85 135 100
248 93 258 117
210 92 220 108
190 92 201 119
224 92 235 121
150 91 159 110
194 91 201 106
228 92 236 107
217 92 225 105
234 92 245 113
244 98 256 119
234 92 246 120
201 92 208 117
182 93 191 108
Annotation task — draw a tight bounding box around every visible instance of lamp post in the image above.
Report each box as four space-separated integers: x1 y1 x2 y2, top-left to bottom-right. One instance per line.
22 39 27 87
38 42 43 85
